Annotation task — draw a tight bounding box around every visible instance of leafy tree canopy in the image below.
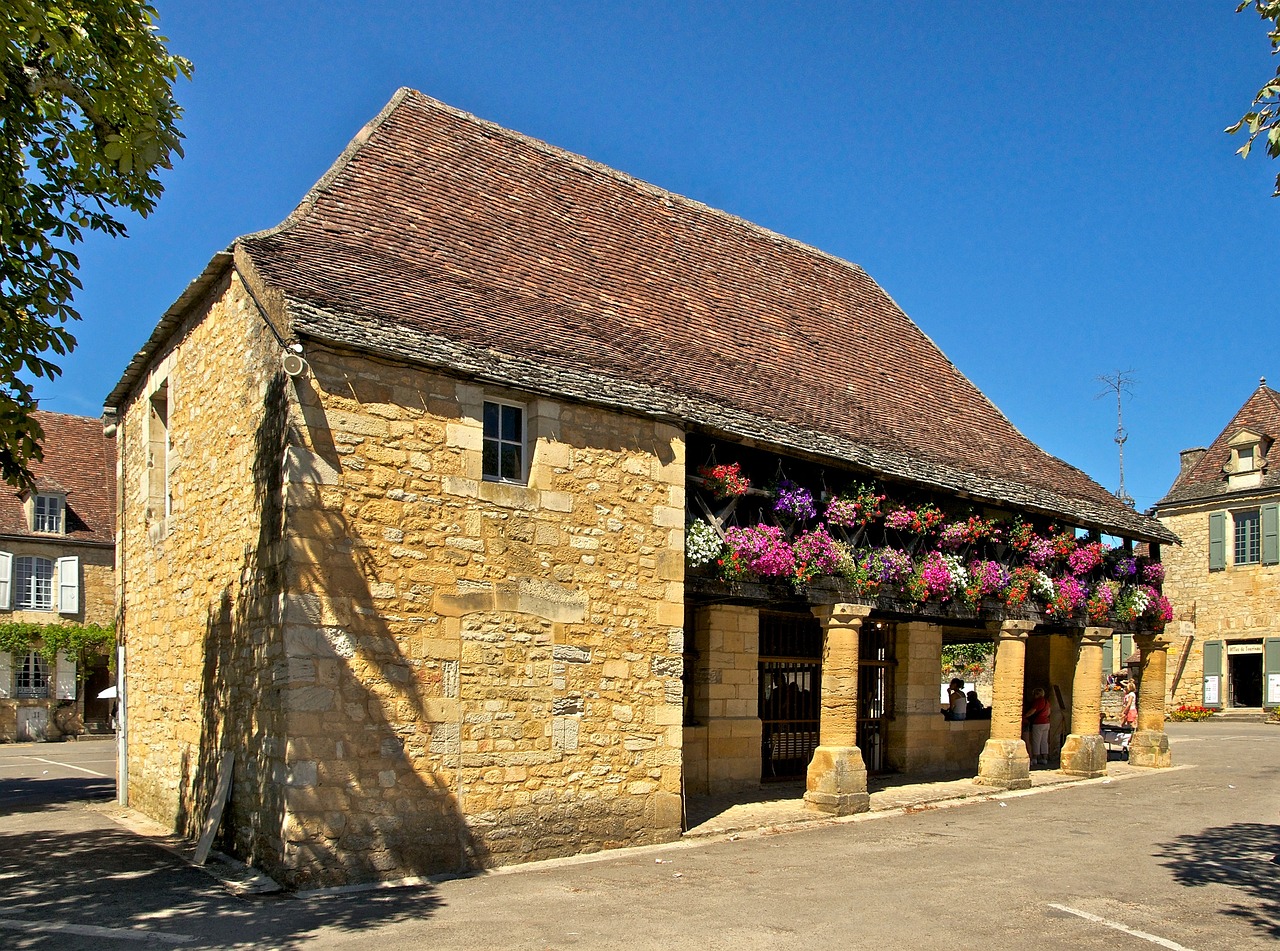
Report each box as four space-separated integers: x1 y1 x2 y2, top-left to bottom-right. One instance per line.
0 1 190 485
1228 1 1280 195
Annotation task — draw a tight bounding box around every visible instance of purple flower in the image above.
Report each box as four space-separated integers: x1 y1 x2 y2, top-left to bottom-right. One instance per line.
725 525 795 578
1142 562 1165 584
774 481 817 521
794 525 843 577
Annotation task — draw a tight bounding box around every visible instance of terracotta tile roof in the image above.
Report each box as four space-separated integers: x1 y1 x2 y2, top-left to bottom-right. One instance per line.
0 411 116 545
135 88 1172 543
1156 381 1280 508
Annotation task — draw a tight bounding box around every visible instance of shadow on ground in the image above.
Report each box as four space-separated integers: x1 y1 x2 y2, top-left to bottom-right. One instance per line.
1155 821 1280 940
0 820 445 949
0 776 114 813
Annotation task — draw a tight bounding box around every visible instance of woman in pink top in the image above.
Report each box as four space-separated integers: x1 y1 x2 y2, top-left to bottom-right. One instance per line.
1121 681 1138 728
1024 687 1052 767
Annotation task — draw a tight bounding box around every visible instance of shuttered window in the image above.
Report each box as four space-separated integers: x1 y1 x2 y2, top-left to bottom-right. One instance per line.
1208 512 1226 572
1262 503 1279 566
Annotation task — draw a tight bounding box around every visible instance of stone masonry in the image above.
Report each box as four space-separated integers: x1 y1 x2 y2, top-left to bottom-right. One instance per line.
118 274 686 887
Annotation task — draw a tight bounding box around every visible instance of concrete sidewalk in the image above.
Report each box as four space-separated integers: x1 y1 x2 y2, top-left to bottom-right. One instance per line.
684 760 1161 840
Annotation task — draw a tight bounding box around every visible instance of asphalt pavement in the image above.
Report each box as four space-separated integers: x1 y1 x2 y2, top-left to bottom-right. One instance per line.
0 722 1276 950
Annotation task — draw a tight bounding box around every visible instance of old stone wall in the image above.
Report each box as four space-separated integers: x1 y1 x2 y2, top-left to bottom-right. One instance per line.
118 268 288 870
1159 501 1280 706
275 344 685 887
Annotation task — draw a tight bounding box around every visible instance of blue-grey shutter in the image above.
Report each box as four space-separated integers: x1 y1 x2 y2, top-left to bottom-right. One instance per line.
1261 504 1279 565
1121 634 1134 667
1265 637 1280 706
1102 639 1114 675
1203 640 1223 708
1208 513 1226 571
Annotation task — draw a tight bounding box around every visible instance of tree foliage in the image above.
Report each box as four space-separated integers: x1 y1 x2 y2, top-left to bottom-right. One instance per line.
0 1 190 485
1227 1 1280 195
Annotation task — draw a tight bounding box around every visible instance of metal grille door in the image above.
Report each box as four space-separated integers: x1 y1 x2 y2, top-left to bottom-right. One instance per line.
759 611 822 781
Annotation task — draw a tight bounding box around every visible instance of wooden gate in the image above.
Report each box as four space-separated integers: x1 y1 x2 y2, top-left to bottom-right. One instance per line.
759 611 821 781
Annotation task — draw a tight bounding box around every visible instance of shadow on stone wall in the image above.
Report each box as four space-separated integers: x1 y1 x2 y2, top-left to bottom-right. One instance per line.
175 369 487 889
1155 821 1280 940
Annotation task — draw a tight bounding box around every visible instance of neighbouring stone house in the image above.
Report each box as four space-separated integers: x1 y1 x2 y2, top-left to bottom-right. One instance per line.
1154 379 1280 711
106 89 1178 889
0 411 116 741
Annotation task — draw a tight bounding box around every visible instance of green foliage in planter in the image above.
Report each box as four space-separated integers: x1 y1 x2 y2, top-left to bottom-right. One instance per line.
0 620 116 666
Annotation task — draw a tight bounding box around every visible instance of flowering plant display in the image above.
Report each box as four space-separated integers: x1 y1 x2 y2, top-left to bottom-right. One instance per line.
688 472 1173 626
685 520 724 568
698 462 750 499
724 524 795 578
1068 541 1105 577
1168 704 1216 721
773 480 817 521
825 484 886 528
793 525 844 584
884 503 945 535
1111 555 1138 580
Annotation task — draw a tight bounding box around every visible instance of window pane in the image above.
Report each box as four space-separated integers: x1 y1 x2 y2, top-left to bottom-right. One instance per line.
482 440 499 479
16 557 53 610
501 405 522 443
483 401 499 439
1235 511 1261 565
501 444 522 481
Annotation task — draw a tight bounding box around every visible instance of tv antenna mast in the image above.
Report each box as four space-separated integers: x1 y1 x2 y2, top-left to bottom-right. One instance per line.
1096 370 1136 508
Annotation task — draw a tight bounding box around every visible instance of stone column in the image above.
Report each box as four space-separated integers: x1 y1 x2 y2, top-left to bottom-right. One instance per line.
976 620 1034 789
1129 632 1172 768
804 602 872 816
1060 627 1110 777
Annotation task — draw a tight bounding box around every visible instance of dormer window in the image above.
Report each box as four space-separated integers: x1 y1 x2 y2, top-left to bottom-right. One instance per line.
33 493 64 534
1225 429 1268 490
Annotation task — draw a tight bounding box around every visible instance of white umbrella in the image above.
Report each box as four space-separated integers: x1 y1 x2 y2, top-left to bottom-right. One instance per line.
96 685 118 700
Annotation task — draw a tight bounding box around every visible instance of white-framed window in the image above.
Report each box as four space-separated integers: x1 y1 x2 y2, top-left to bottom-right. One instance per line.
482 400 527 484
15 556 53 611
149 382 171 519
1234 510 1261 566
33 494 64 534
15 651 49 699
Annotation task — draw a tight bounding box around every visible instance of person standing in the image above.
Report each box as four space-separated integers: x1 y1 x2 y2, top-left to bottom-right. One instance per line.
1121 681 1138 728
1024 686 1052 766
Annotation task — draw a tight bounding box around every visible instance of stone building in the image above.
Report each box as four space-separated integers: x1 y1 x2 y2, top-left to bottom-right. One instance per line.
1154 379 1280 711
0 411 116 740
107 89 1177 889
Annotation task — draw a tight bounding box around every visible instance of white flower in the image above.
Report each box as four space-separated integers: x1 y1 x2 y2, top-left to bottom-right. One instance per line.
685 520 724 567
1033 572 1055 600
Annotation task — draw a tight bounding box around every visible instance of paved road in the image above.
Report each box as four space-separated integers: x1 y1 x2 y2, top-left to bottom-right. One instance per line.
0 722 1275 949
0 737 115 808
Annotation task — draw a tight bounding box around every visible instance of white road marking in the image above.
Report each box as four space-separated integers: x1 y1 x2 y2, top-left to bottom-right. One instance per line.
0 917 194 944
28 756 109 777
1048 904 1197 951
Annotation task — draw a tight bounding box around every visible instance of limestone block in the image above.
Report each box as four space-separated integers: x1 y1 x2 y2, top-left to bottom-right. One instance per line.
1060 733 1107 778
975 738 1031 789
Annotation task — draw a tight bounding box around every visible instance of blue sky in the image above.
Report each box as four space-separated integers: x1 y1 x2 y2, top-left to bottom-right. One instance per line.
35 2 1279 514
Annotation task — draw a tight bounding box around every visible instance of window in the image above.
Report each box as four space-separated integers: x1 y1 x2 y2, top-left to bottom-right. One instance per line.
482 400 526 483
15 651 49 699
33 494 63 533
15 556 53 611
1235 510 1261 566
1237 446 1255 473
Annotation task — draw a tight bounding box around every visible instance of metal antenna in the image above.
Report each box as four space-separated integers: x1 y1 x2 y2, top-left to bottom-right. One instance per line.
1096 370 1136 507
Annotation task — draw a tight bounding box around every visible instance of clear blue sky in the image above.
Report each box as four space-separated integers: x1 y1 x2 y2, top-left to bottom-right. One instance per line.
34 1 1279 514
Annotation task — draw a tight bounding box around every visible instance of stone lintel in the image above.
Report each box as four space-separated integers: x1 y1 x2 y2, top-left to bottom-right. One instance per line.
803 744 869 816
1128 730 1172 768
1059 733 1108 778
975 738 1031 789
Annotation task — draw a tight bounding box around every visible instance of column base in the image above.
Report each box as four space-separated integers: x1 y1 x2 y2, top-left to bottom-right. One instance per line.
1059 733 1108 778
1128 730 1172 768
975 738 1031 789
803 745 869 816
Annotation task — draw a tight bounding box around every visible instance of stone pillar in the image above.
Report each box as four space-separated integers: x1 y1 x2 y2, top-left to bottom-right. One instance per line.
885 620 946 774
804 602 872 816
1129 633 1172 768
692 604 763 794
976 620 1034 789
1060 627 1110 777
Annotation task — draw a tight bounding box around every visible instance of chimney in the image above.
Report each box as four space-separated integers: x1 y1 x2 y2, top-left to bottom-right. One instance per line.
1179 447 1207 477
